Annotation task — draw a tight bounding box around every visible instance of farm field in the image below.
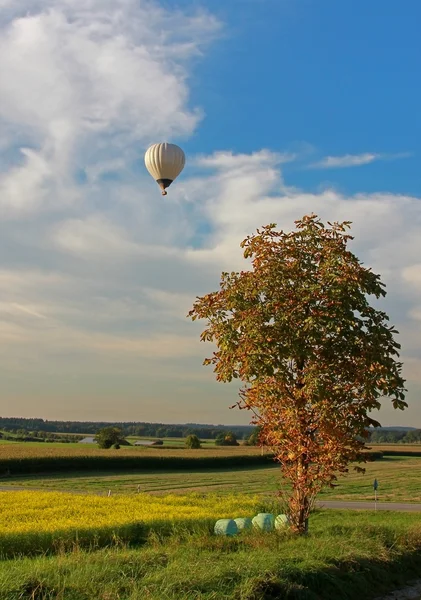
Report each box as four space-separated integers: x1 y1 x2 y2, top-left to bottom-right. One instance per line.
2 456 421 503
1 439 420 459
1 444 421 599
0 502 420 600
0 441 265 459
0 490 261 557
127 436 218 447
369 444 421 453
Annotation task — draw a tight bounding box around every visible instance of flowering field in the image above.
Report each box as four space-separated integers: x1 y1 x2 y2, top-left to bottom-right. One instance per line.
0 491 261 557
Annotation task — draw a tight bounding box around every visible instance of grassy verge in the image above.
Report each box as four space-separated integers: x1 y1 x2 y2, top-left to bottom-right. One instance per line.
1 510 420 600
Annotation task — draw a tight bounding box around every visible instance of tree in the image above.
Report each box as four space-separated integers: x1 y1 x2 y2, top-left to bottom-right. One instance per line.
189 215 406 533
185 434 201 449
95 427 124 449
246 426 262 446
403 429 421 443
215 431 239 446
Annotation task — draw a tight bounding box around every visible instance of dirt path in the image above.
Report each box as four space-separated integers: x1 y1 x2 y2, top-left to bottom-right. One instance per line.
316 500 421 512
374 581 421 600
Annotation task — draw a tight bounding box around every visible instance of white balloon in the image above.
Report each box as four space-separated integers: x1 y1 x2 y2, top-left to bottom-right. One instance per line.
144 142 185 195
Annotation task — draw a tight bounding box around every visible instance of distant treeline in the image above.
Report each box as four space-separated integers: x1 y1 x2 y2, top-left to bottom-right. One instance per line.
0 417 419 444
0 417 254 441
369 428 421 444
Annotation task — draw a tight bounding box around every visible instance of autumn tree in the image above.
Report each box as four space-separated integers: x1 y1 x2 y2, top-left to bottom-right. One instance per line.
189 215 406 533
215 431 240 446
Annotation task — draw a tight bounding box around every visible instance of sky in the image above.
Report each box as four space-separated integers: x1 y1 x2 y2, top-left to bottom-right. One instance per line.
0 0 420 427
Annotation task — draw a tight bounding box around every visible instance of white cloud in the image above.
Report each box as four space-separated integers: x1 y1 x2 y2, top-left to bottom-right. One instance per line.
195 150 296 170
309 152 411 169
53 216 142 258
402 265 421 290
1 146 421 424
0 1 420 425
0 0 220 217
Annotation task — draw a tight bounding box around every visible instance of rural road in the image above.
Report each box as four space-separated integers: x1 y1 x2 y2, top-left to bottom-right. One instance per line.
316 500 421 512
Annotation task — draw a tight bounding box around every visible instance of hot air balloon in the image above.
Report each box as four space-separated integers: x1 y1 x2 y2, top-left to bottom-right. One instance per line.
144 142 185 195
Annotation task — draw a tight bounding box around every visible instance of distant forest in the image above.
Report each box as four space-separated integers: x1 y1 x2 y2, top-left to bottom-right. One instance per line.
0 417 420 444
0 417 255 440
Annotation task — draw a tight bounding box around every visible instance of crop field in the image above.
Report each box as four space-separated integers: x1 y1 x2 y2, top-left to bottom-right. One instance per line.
369 444 421 451
0 441 265 459
1 440 420 459
0 490 261 557
0 441 271 475
2 456 420 503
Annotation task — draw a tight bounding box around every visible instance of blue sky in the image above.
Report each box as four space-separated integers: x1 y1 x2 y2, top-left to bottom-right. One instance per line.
0 0 420 426
186 0 420 194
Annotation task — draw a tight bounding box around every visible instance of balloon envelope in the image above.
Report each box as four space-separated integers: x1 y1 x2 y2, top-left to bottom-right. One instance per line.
145 142 185 195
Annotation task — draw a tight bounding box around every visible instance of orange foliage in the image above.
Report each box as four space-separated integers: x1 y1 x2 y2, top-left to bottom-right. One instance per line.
189 215 406 533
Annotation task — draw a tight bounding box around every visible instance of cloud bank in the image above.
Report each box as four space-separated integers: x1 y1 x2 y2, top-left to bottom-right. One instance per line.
0 0 420 426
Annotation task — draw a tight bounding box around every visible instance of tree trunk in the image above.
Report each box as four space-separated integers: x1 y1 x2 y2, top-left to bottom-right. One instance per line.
291 455 311 534
297 494 309 534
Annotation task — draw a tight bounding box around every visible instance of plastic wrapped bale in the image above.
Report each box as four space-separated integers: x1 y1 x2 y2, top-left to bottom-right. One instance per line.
234 517 252 532
214 519 238 536
252 513 275 531
275 514 290 530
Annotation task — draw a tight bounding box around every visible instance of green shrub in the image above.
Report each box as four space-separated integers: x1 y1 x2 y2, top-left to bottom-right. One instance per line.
185 435 201 449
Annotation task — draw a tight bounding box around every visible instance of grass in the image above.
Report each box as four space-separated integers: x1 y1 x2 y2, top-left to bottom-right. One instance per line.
2 456 420 503
126 436 219 448
320 456 421 503
0 509 420 599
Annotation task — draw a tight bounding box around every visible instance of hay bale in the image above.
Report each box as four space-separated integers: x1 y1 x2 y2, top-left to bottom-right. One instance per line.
234 517 252 531
275 514 290 529
252 513 275 531
214 519 238 536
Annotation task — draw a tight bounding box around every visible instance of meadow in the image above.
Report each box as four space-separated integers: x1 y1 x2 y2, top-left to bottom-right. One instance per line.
0 504 420 600
2 455 420 504
1 442 421 599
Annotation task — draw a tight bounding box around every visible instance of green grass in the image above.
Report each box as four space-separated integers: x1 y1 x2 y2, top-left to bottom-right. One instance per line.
2 456 420 503
320 456 421 503
0 441 86 447
1 510 420 600
0 465 281 495
126 436 218 447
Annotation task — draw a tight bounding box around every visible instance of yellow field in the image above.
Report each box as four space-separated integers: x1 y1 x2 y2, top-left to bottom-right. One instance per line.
0 491 261 557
